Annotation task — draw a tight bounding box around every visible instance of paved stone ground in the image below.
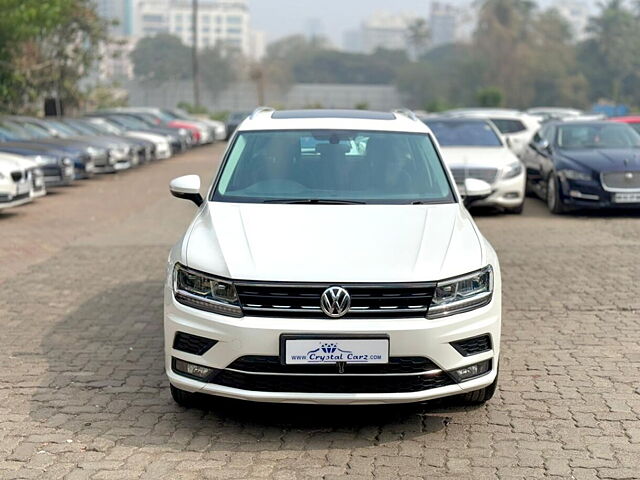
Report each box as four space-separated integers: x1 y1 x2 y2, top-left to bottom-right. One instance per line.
0 143 639 479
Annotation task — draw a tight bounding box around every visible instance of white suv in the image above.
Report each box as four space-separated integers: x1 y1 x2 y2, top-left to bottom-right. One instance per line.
165 109 501 406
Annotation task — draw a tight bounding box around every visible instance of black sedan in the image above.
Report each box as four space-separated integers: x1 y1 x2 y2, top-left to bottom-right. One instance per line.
522 121 640 213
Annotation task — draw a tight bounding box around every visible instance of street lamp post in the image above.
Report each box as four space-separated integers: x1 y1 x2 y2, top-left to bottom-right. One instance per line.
192 0 200 107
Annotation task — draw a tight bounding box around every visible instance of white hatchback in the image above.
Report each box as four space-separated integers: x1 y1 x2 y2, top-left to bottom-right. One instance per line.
165 109 501 406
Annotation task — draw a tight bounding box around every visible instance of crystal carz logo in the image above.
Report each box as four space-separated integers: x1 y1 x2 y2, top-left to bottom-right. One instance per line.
298 342 378 363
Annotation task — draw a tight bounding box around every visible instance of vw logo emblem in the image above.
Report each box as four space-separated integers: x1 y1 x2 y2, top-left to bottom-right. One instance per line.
320 286 351 318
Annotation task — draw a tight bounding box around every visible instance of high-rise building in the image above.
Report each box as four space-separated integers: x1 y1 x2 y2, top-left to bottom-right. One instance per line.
429 2 459 48
357 11 420 54
167 0 250 53
134 0 170 37
94 0 135 36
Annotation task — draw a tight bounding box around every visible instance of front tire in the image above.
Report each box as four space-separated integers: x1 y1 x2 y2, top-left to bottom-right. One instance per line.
459 373 498 404
505 201 524 214
170 384 199 408
546 174 567 214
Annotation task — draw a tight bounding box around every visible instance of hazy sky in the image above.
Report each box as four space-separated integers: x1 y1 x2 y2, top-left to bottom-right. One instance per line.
248 0 598 45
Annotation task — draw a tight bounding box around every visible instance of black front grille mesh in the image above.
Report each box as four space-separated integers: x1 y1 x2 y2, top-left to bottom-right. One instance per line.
173 332 217 355
227 356 439 375
209 369 455 393
450 335 492 357
235 282 436 319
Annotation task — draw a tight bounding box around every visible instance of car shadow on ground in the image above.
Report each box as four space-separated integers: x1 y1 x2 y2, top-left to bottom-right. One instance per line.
31 281 483 451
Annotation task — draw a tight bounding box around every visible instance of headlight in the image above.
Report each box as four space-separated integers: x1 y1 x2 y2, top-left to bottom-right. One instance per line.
173 263 243 318
561 169 592 181
86 146 98 156
502 161 523 180
30 155 58 166
62 157 73 166
428 266 493 319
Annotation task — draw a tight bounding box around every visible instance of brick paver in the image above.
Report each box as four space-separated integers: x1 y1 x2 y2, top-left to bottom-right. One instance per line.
0 143 639 479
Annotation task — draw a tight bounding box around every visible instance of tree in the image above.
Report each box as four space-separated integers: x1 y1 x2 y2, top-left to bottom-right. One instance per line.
406 18 430 60
476 87 504 107
578 0 640 104
199 45 237 100
0 0 109 112
473 0 538 107
130 34 192 86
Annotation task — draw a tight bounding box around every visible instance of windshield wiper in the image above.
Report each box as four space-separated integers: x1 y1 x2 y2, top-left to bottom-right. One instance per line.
263 199 366 205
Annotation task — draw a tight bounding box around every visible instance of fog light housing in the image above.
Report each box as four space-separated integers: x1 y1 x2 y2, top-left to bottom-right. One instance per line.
451 360 491 382
173 358 214 380
504 192 520 199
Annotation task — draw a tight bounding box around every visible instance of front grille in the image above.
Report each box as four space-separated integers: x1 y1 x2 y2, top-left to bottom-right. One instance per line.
601 171 640 190
207 369 455 393
10 171 22 182
235 282 436 319
173 332 218 355
450 168 499 186
227 356 439 374
451 335 492 357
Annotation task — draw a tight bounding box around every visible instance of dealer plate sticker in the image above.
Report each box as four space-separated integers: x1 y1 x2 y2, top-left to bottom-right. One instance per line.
614 193 640 203
284 339 389 365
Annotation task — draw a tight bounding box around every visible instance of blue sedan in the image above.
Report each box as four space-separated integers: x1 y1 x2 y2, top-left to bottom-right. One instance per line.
522 121 640 213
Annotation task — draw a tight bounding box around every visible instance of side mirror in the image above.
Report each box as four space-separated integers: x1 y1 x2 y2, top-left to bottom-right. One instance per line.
461 178 492 205
532 138 550 154
170 175 203 206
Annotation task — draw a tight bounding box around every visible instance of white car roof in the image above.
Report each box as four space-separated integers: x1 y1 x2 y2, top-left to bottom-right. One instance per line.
237 109 431 135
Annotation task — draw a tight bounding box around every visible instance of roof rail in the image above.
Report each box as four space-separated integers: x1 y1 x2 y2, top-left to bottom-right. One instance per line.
392 108 419 122
250 106 275 119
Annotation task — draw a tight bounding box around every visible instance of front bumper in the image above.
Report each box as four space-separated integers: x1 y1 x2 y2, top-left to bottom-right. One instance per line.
469 171 526 209
164 286 501 405
43 164 75 186
559 177 640 209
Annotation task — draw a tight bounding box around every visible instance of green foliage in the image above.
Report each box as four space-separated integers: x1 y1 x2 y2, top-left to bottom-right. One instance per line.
88 84 128 109
264 36 410 86
354 102 369 110
0 0 109 113
131 34 192 85
578 0 640 104
476 87 504 107
130 35 236 101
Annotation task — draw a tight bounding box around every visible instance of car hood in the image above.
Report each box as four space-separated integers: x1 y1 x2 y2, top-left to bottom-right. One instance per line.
184 203 485 283
0 155 36 172
440 147 518 168
558 148 640 172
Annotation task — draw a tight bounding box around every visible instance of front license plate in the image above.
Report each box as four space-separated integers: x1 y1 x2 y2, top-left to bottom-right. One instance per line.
614 192 640 203
282 336 389 365
17 182 30 195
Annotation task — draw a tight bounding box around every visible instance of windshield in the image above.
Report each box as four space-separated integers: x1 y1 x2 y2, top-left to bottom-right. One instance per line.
109 115 146 129
0 121 30 140
490 118 526 134
87 119 121 135
213 130 455 205
425 120 502 147
557 124 640 149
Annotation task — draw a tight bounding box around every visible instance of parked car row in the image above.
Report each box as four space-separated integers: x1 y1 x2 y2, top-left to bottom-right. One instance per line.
0 107 225 213
421 107 640 214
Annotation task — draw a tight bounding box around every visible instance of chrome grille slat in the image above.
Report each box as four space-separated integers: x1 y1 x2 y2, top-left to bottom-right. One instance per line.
450 167 499 186
601 171 640 191
236 281 436 318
